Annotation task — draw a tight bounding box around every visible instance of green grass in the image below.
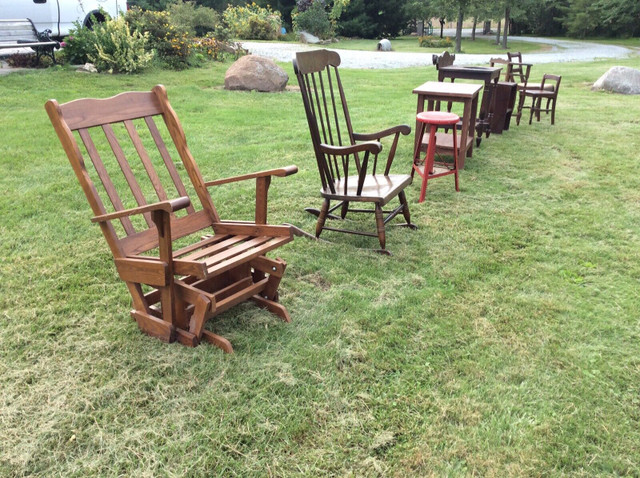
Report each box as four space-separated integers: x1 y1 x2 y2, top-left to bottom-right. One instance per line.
330 35 550 54
1 55 640 476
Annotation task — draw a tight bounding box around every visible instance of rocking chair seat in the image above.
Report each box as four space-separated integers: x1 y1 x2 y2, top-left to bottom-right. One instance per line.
323 174 413 204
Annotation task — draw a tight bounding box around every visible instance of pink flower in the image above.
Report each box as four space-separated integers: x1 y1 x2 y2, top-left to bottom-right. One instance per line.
60 41 67 47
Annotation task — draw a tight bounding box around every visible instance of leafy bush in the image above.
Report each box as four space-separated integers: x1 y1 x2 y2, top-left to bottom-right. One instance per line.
125 7 191 69
168 0 220 37
418 35 453 48
223 3 282 40
61 22 98 64
191 33 223 61
292 0 333 39
6 53 50 68
88 16 153 73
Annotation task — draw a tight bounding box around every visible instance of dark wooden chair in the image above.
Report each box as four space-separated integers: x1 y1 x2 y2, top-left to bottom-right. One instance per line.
432 51 455 69
520 74 562 125
45 85 298 352
293 49 415 254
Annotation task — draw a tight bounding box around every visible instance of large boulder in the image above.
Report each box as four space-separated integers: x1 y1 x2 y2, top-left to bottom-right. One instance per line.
592 66 640 95
224 55 288 92
298 31 321 44
377 39 391 51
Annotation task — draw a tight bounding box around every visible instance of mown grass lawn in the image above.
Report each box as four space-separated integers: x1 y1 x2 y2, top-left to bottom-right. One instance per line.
1 52 639 476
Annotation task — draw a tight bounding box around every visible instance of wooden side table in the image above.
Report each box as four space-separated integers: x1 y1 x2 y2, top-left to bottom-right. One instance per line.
412 81 482 169
436 65 502 145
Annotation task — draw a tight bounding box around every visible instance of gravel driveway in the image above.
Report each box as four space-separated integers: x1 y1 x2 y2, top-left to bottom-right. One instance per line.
241 32 636 69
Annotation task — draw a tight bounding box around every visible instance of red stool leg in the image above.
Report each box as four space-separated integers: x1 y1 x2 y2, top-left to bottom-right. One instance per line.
412 121 427 179
419 124 438 203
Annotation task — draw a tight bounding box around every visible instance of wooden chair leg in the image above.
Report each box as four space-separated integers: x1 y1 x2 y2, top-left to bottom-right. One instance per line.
251 295 291 323
316 199 330 237
374 203 386 251
551 99 556 125
528 97 535 125
201 331 234 353
340 201 349 219
516 91 525 126
399 190 412 225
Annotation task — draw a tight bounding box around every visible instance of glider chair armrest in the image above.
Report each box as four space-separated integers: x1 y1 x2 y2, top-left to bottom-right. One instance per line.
91 196 191 223
204 165 298 225
203 165 298 187
319 141 383 156
352 124 411 141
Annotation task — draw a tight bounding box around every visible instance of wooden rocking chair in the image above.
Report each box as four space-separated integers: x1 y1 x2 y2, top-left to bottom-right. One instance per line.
293 49 416 254
45 85 297 352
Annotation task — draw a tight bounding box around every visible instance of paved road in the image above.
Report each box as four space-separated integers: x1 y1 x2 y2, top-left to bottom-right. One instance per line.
241 33 636 69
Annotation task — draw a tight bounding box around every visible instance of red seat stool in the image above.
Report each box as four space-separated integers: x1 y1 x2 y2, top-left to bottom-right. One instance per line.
412 111 460 203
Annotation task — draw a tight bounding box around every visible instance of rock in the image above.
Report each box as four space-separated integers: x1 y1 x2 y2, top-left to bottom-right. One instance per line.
298 31 321 44
592 66 640 95
224 55 288 92
377 39 392 51
76 63 97 73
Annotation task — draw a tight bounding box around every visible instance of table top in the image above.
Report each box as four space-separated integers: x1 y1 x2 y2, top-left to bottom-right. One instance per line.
438 65 502 74
413 81 483 98
438 65 502 81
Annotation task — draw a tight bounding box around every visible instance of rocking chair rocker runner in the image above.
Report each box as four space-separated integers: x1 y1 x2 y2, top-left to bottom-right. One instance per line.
45 85 297 352
293 49 416 254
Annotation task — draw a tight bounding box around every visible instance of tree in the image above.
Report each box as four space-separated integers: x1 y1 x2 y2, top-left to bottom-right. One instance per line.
338 0 410 38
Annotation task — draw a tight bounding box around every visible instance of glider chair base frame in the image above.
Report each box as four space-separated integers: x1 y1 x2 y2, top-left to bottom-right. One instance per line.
46 85 297 353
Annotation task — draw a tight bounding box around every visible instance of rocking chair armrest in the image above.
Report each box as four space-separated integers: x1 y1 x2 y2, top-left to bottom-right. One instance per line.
352 124 411 141
204 165 298 187
91 196 191 223
319 141 382 156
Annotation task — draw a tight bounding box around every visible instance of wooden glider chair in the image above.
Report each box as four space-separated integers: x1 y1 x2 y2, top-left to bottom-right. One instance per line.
45 85 297 352
293 49 416 254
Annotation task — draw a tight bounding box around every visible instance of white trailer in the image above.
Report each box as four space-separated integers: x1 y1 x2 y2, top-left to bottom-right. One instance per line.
0 0 127 39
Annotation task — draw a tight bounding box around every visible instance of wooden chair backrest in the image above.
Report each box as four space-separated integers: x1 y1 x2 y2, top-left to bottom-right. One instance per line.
294 49 386 196
506 51 530 84
489 57 510 81
432 51 455 69
540 74 561 96
45 85 219 259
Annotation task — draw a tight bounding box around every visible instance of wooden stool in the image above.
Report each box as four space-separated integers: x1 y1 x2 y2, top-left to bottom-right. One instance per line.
412 111 460 203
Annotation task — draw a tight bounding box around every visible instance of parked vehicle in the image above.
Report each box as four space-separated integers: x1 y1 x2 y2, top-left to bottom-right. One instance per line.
0 0 127 39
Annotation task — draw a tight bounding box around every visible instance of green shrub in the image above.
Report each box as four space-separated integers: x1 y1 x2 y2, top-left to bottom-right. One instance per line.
292 1 334 39
418 35 453 48
61 22 98 64
223 3 282 40
168 0 220 37
125 7 191 69
89 16 153 73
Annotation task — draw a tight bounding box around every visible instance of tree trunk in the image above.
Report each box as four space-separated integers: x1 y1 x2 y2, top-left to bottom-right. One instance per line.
502 7 510 49
471 16 477 40
455 7 464 53
439 18 445 39
495 20 501 45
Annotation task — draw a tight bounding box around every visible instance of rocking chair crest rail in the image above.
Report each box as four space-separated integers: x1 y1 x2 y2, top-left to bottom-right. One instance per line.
293 49 416 254
45 85 297 352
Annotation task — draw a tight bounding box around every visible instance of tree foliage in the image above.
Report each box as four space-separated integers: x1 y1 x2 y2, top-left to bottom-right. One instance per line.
337 0 410 38
128 0 640 38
